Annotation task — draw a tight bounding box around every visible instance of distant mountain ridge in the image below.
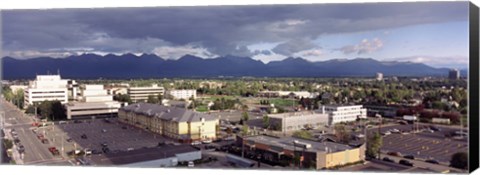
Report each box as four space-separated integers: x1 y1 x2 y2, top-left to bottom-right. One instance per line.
1 54 465 79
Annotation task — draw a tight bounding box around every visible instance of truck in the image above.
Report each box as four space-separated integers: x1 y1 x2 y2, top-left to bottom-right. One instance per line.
403 115 417 122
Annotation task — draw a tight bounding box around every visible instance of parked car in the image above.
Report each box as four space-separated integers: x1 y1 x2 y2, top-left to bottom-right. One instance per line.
101 129 107 133
425 159 439 164
81 134 88 139
122 126 128 130
41 138 49 144
74 120 83 124
387 152 401 157
84 148 92 155
188 161 194 167
403 155 415 160
430 126 441 132
191 141 202 145
66 138 73 142
101 142 108 147
399 159 413 166
202 139 213 144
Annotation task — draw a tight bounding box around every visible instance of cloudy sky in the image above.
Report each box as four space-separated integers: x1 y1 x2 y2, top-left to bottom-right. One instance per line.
2 1 469 68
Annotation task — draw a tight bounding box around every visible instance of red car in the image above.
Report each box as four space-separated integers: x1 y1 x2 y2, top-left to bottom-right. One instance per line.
32 122 39 127
48 147 60 155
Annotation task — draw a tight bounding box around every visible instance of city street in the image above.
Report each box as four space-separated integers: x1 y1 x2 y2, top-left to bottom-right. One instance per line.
1 99 71 165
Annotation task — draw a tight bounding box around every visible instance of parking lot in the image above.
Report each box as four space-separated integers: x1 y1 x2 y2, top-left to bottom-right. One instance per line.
371 123 468 164
42 118 170 159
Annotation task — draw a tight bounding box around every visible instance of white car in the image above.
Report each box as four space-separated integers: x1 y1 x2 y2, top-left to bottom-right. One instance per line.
381 131 391 136
84 149 92 155
390 129 400 133
191 141 202 145
202 139 213 144
187 161 194 167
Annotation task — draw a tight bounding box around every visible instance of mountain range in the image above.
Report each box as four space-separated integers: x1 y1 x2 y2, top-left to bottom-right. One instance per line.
1 54 466 79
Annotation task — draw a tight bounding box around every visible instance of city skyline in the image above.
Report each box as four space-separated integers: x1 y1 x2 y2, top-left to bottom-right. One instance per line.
2 2 469 69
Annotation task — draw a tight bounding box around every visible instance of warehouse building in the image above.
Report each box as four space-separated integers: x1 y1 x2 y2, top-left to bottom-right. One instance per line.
236 135 365 170
119 103 218 142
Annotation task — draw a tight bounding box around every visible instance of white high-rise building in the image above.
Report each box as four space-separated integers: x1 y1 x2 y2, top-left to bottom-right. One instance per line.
318 105 367 125
376 72 383 81
128 84 165 102
24 75 69 108
166 89 197 100
66 84 123 120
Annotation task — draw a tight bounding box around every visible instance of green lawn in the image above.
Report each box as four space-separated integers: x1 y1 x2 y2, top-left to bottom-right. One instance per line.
263 98 297 107
196 105 209 112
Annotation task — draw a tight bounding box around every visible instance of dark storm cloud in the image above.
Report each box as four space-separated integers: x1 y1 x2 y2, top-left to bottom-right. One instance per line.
2 2 469 58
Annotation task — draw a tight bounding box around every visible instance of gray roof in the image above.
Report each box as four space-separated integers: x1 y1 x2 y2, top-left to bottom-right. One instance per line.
245 135 356 153
121 103 217 122
89 145 199 165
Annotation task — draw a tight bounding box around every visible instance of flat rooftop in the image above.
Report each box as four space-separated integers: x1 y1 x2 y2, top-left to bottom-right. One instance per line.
268 111 327 119
90 144 199 165
244 135 356 153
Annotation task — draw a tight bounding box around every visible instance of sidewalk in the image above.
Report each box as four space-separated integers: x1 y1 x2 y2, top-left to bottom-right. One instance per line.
6 129 24 164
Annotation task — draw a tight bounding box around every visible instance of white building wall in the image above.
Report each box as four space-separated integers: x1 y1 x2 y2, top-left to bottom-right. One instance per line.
123 157 178 167
319 105 367 125
167 89 197 100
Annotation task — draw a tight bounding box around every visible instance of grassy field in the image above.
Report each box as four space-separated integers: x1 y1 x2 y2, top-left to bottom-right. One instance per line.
262 98 297 107
196 105 209 112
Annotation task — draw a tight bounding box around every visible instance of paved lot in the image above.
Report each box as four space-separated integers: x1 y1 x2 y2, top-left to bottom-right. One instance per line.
366 123 468 164
50 118 169 154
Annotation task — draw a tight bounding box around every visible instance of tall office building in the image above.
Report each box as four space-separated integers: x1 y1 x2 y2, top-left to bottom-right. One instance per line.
448 69 460 80
376 72 383 81
24 75 70 108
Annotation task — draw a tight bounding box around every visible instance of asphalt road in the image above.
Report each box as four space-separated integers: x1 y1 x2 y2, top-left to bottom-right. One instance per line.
1 99 70 165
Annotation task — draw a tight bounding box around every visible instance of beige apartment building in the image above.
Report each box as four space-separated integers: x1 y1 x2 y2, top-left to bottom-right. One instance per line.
118 103 218 142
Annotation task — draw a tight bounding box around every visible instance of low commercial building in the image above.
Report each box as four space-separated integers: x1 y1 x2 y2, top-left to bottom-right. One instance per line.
363 105 398 118
128 84 165 102
257 91 313 99
268 111 329 132
65 84 123 120
118 103 218 142
166 89 197 100
318 105 367 125
237 135 365 170
89 145 201 167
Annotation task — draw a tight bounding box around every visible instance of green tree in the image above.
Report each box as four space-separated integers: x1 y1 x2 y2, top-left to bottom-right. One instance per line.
262 115 270 128
114 94 132 103
147 95 159 104
450 152 468 169
38 100 66 121
2 139 13 149
242 111 249 121
366 133 383 159
242 125 249 136
334 124 351 144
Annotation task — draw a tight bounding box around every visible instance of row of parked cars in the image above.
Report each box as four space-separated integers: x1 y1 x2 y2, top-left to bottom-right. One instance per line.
10 129 25 154
385 151 440 166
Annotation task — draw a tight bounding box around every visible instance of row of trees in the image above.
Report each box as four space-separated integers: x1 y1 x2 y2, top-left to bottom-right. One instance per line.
25 100 66 121
2 86 24 109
